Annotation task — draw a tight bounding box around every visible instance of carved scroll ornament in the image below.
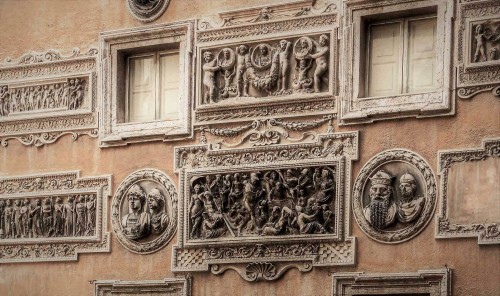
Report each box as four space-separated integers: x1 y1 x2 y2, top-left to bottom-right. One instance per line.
172 131 358 281
112 169 178 254
352 149 437 244
0 171 111 263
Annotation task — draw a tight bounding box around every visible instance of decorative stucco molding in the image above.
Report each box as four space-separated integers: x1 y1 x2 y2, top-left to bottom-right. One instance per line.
436 138 500 244
0 48 98 147
456 0 500 99
339 0 455 124
352 149 437 244
332 269 452 296
195 1 338 125
99 20 194 147
172 129 358 281
0 171 111 263
126 0 171 23
112 169 178 254
94 276 191 296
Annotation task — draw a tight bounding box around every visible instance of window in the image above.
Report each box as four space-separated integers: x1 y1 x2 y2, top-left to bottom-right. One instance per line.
126 51 180 123
366 16 437 97
340 0 454 125
99 21 193 147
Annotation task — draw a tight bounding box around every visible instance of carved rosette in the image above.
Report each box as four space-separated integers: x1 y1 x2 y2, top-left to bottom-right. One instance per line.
437 138 500 244
172 132 359 280
126 0 171 22
0 171 111 263
352 149 437 244
112 169 178 254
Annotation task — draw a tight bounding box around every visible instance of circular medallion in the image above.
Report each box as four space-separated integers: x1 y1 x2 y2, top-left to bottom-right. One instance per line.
112 169 177 253
352 149 437 243
126 0 171 23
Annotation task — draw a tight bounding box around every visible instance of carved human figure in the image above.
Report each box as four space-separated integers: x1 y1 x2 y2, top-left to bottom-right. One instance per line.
235 45 252 97
201 211 226 239
309 34 329 92
75 195 86 236
202 51 220 104
86 195 96 236
68 78 83 110
297 204 326 234
53 197 64 237
292 59 313 90
121 184 151 240
42 197 54 237
20 199 31 238
308 168 335 206
148 188 169 235
363 170 397 229
30 199 43 237
63 195 75 237
3 199 14 238
0 85 9 116
275 40 292 91
189 184 204 239
220 174 232 210
253 44 272 69
243 172 266 228
474 24 489 62
396 173 425 223
0 200 4 237
227 202 250 236
228 173 244 206
490 48 499 61
11 200 20 238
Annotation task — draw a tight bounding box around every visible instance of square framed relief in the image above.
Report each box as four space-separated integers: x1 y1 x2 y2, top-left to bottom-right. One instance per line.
99 20 194 147
339 0 455 125
193 0 339 125
456 0 500 99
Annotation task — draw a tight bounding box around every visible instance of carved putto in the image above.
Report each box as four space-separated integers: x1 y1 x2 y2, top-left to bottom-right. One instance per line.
471 20 500 63
112 169 177 254
188 165 337 240
199 33 331 106
353 150 436 243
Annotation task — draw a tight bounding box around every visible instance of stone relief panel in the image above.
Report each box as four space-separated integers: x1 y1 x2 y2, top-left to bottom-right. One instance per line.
0 171 111 263
94 277 191 296
126 0 171 22
456 0 500 99
352 149 437 244
332 269 451 296
436 138 500 244
0 48 98 147
172 130 358 281
195 1 338 124
112 169 177 254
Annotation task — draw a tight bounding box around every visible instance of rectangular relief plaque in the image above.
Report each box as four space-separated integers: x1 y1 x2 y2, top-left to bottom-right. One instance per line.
0 48 99 147
172 130 358 281
437 138 500 244
0 171 112 262
94 277 191 296
194 1 338 125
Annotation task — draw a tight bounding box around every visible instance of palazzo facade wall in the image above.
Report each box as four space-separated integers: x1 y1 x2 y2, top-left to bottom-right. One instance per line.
0 0 499 295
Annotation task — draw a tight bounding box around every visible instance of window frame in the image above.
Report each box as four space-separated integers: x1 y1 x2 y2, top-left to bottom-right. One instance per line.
99 21 194 147
125 49 180 123
339 0 454 125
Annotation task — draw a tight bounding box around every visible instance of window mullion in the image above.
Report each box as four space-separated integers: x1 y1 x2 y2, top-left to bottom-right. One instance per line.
401 19 409 94
155 52 161 120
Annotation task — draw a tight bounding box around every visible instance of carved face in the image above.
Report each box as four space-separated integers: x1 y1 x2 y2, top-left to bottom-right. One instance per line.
238 45 248 55
203 51 212 62
399 182 416 198
193 184 201 194
223 49 230 59
319 35 328 46
321 169 329 178
279 40 288 50
23 199 30 206
14 200 21 206
35 199 41 206
369 184 391 202
128 194 142 212
300 38 308 48
259 45 268 55
6 199 11 206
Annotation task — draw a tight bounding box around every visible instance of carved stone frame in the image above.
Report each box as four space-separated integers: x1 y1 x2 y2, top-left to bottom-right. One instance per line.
0 171 112 263
0 48 99 147
352 149 437 244
172 131 358 281
94 277 191 296
194 2 339 125
455 0 500 99
339 0 455 125
436 138 500 244
332 269 452 296
99 20 194 147
111 168 178 254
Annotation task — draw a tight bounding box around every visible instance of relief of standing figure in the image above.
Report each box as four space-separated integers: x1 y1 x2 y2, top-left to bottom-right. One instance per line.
202 51 220 104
